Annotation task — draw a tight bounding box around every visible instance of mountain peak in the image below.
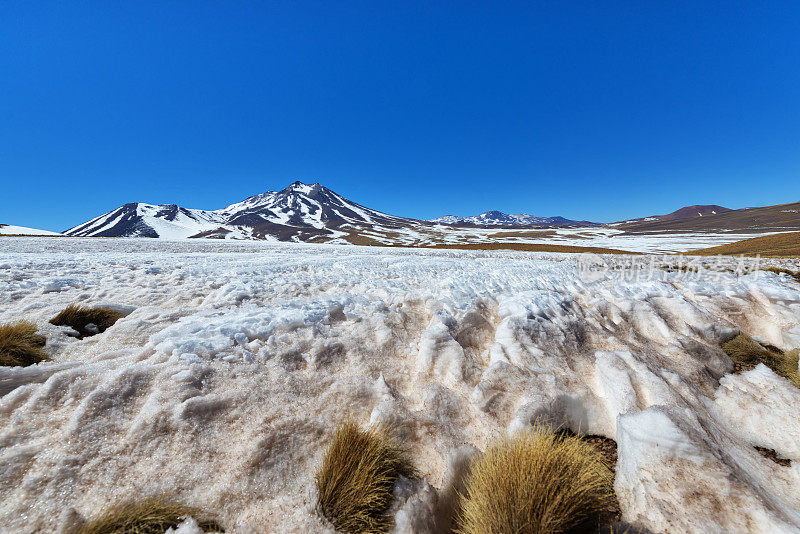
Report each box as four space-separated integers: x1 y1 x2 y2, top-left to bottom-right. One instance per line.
279 181 328 197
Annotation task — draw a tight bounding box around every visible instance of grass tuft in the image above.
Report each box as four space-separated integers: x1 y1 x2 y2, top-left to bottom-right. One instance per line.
455 425 615 534
77 496 223 534
50 304 125 337
0 320 48 366
721 333 799 388
316 420 416 534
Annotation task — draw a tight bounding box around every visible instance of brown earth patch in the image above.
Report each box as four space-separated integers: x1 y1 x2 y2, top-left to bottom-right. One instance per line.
755 446 791 467
556 429 622 529
584 435 621 528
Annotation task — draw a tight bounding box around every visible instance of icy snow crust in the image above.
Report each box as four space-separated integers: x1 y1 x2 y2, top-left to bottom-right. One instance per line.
1 238 800 533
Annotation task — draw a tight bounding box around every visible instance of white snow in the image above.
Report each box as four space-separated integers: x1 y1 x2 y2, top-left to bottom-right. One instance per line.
1 238 800 532
616 406 800 533
0 224 62 236
713 365 800 461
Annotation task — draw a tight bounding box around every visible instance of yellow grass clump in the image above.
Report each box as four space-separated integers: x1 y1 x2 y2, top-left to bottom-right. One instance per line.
77 497 223 534
721 333 800 388
50 304 125 337
455 425 615 534
0 320 48 366
687 231 800 258
316 420 416 534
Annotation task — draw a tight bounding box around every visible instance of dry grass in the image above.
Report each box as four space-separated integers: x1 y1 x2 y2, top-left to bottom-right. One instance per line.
455 425 615 534
0 320 48 366
50 304 125 337
688 231 800 258
77 497 223 534
721 333 800 388
316 420 416 533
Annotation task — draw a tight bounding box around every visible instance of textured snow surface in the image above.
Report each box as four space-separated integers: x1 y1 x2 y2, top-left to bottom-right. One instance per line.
1 238 800 533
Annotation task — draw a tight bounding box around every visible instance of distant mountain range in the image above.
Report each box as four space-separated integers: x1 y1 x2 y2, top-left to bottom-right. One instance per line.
430 211 597 227
62 181 603 242
4 182 797 244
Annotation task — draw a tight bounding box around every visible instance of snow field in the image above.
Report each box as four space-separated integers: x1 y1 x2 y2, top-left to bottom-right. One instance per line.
1 238 800 532
0 225 62 236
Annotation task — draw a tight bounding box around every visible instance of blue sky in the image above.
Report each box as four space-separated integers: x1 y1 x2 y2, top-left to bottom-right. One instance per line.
2 1 799 231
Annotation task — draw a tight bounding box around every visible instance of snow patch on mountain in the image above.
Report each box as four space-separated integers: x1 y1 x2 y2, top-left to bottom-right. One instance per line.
0 224 62 236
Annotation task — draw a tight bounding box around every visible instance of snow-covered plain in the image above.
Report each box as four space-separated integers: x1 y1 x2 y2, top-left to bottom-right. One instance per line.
1 238 800 533
335 225 787 253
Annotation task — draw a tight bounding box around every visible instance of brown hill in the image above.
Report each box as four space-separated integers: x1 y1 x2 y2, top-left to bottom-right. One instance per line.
614 205 731 226
618 202 800 233
659 205 732 221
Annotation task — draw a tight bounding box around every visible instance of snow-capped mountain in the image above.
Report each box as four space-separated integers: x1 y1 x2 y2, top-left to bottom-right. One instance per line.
430 211 593 227
64 203 226 239
64 181 412 240
214 181 407 229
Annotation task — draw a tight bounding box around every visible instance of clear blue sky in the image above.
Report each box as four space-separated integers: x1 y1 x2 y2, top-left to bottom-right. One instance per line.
2 1 799 231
